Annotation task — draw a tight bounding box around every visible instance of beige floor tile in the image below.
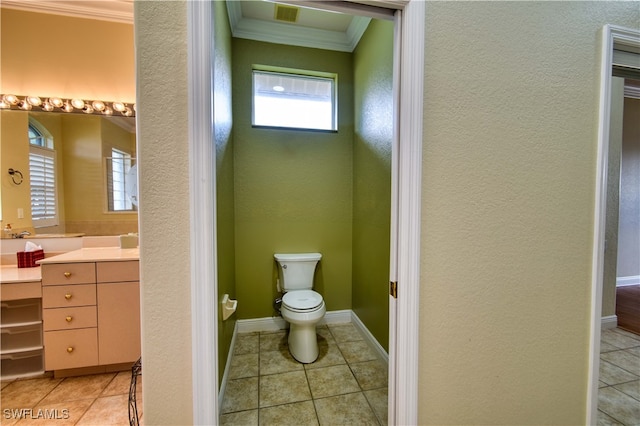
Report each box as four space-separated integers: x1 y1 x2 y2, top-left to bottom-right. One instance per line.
351 359 388 390
599 360 639 386
315 326 335 345
76 394 130 425
101 371 131 396
598 386 640 426
306 364 360 399
220 409 259 426
304 343 346 370
628 346 640 358
602 330 640 350
15 399 94 426
613 379 640 401
601 350 640 376
601 341 621 353
234 333 259 355
260 331 288 352
259 371 311 408
338 340 378 364
230 353 259 379
40 374 115 404
0 377 62 410
364 388 388 425
259 400 319 426
611 328 640 343
597 410 624 425
314 392 379 426
260 349 303 376
221 377 259 414
327 323 363 343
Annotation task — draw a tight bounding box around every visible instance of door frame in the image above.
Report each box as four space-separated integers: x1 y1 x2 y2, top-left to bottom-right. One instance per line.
588 24 640 425
187 1 425 424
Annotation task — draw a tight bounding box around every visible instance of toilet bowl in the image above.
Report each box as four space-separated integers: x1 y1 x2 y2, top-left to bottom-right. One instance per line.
274 253 325 363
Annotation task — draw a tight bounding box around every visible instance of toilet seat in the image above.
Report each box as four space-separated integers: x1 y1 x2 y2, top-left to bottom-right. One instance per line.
282 290 323 312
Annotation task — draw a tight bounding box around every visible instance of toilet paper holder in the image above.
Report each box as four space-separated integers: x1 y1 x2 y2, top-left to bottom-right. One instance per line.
221 294 237 321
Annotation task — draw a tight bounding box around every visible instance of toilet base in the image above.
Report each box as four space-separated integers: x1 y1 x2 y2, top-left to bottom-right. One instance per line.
288 323 319 363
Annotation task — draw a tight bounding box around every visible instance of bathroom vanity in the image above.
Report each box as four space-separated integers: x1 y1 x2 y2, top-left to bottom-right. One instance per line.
0 246 140 379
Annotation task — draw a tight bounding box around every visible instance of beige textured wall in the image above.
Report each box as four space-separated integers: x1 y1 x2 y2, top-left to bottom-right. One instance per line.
420 2 639 424
134 1 192 423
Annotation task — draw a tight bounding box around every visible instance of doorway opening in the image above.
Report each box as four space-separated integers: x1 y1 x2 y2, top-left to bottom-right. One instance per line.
187 1 424 424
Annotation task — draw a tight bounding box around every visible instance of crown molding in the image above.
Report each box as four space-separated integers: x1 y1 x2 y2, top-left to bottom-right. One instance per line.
226 1 370 52
0 0 133 24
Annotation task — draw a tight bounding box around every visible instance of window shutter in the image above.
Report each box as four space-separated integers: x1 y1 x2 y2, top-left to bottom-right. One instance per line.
29 146 58 227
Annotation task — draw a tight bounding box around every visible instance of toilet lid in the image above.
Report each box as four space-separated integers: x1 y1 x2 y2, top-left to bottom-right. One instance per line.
282 290 323 311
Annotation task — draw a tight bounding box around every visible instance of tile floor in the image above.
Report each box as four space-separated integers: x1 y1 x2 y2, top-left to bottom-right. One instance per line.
0 369 142 425
598 327 640 425
220 323 388 425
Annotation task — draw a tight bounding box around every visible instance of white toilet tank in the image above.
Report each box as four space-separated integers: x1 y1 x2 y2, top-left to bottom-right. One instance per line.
274 253 322 291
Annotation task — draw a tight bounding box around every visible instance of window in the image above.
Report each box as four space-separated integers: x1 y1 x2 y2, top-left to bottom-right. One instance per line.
252 68 337 131
28 123 57 227
107 148 136 212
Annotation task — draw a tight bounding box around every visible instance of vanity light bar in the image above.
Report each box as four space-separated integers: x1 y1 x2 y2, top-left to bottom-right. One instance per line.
0 94 135 117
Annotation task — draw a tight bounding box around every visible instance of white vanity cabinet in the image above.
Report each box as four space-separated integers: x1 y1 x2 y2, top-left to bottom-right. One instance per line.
0 269 44 380
39 248 140 373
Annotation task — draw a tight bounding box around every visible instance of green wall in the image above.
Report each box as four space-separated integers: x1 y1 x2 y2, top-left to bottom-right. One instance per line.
352 20 394 352
233 39 354 319
214 0 236 383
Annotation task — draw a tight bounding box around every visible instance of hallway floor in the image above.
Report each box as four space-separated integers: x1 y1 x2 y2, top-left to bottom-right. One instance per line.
0 369 142 425
220 323 388 425
598 327 640 425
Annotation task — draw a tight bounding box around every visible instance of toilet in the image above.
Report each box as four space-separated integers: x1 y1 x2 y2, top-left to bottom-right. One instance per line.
274 252 326 363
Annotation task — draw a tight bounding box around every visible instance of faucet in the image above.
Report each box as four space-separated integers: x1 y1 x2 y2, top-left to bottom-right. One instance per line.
13 231 31 239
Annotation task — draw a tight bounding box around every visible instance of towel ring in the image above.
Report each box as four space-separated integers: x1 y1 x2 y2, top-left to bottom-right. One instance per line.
8 168 23 185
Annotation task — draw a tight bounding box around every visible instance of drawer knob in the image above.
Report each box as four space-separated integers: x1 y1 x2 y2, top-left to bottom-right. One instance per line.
67 347 74 353
64 272 72 278
66 316 73 322
64 293 72 300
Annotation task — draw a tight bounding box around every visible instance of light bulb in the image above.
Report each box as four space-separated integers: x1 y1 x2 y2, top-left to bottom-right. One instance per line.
92 100 105 111
122 107 133 117
83 105 94 114
0 99 10 109
103 106 113 116
61 102 74 113
18 99 32 110
71 99 85 109
3 94 19 105
42 102 54 111
48 97 64 108
112 102 125 112
27 96 42 106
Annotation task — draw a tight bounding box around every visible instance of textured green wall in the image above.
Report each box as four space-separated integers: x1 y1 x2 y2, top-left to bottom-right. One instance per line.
214 1 236 384
233 39 354 319
352 20 394 352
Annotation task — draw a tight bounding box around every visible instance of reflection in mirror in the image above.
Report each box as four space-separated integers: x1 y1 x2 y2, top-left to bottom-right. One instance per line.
0 110 137 237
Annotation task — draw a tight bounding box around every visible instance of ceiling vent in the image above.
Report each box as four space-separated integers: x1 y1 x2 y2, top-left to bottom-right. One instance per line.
274 4 299 23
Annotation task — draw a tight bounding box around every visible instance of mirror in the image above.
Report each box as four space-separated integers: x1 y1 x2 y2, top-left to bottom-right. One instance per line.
1 110 137 237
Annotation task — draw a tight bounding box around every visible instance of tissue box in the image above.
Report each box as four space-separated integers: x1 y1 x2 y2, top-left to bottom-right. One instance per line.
16 250 44 268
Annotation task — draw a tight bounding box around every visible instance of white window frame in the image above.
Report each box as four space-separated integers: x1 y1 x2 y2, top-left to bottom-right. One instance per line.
252 67 338 131
108 148 135 212
29 144 58 228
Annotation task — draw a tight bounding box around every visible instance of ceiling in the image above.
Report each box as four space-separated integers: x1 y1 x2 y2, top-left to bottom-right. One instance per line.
1 0 370 52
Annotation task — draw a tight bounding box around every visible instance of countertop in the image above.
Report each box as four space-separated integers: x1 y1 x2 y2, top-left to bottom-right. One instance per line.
0 265 42 283
38 247 140 264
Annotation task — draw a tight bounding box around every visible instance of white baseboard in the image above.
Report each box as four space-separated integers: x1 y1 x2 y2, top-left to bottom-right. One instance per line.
601 315 618 330
236 309 352 333
617 275 640 287
218 321 238 409
350 311 389 364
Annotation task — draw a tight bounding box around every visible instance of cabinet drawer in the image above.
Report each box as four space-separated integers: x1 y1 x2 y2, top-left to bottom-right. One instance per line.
42 263 95 286
1 349 44 380
42 285 96 308
1 282 42 301
43 306 97 331
44 328 98 370
96 261 139 283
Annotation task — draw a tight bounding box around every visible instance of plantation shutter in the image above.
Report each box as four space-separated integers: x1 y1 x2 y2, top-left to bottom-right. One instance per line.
29 146 58 227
